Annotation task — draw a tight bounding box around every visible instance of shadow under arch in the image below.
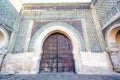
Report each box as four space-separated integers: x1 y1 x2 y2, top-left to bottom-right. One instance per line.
105 24 120 45
29 22 84 73
0 26 9 51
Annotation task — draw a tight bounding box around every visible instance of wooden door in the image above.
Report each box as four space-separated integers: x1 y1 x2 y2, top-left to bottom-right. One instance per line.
40 33 75 72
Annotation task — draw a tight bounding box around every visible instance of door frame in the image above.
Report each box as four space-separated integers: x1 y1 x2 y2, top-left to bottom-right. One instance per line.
29 22 84 74
40 33 75 72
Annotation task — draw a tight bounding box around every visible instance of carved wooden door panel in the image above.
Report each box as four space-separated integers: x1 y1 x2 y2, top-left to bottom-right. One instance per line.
40 33 75 73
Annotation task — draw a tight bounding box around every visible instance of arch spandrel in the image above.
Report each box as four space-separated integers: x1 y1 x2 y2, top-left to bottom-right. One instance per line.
29 22 85 53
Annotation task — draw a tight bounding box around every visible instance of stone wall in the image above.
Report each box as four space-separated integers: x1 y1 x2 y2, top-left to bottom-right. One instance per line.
1 52 37 74
96 0 120 72
0 3 114 74
1 52 113 74
0 0 22 73
11 4 103 53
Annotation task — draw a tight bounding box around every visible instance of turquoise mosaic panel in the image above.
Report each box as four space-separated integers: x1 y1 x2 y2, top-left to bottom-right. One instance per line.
0 0 18 28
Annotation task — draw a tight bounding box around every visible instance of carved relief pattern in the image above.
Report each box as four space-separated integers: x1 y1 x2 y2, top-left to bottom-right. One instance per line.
31 20 86 51
13 20 30 53
31 20 83 37
117 1 120 11
111 7 118 16
23 4 90 10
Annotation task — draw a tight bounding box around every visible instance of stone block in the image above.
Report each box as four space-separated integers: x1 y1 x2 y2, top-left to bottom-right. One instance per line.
1 52 37 74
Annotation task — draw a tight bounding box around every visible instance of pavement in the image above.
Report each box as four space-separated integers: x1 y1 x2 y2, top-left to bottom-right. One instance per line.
0 73 120 80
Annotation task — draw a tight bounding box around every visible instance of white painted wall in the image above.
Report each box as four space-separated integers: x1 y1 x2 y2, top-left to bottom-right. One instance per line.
81 52 113 71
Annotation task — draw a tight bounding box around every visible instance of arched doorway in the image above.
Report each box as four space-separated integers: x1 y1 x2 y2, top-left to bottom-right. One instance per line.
29 22 83 73
106 26 120 57
40 33 75 73
0 31 6 49
0 27 9 50
106 25 120 72
116 30 120 58
116 30 120 43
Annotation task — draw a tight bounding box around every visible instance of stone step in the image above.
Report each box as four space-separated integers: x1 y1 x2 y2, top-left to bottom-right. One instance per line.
0 73 120 80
